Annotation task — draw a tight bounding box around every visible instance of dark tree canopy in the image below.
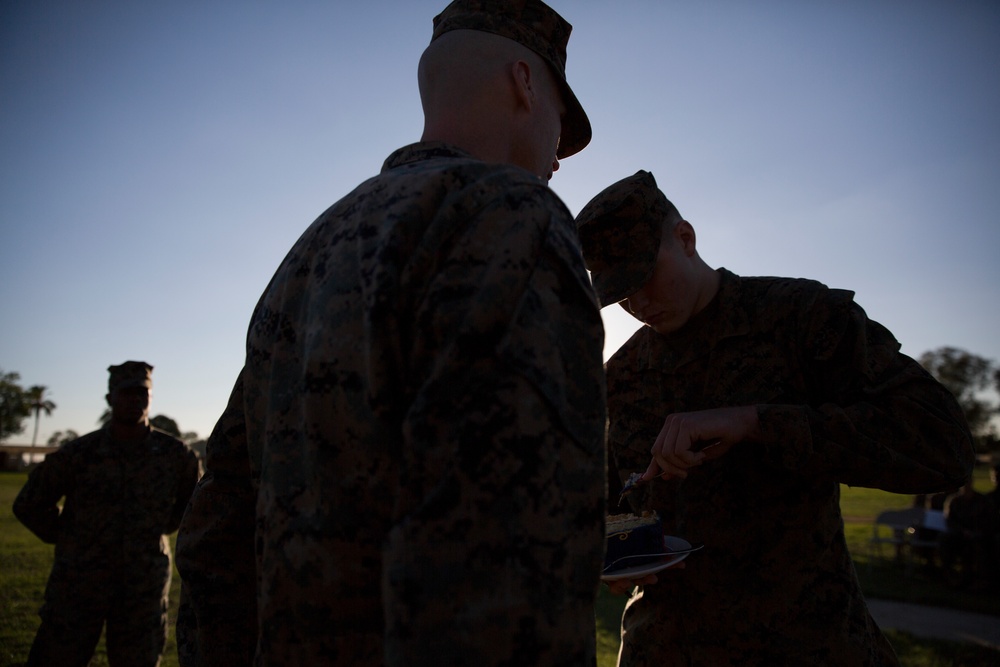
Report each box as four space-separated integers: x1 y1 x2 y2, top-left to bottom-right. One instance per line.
99 409 188 440
47 430 80 446
0 369 32 442
150 414 181 437
919 347 998 440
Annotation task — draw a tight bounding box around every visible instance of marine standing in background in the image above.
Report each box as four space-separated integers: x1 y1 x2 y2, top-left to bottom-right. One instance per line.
13 361 201 667
939 479 995 588
575 171 975 666
175 1 607 665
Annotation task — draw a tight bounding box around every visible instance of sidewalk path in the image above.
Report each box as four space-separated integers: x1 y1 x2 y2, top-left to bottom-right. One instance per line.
868 598 1000 650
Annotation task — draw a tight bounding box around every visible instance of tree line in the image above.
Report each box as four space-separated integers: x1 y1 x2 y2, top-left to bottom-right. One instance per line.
3 346 1000 452
0 368 200 446
0 371 56 445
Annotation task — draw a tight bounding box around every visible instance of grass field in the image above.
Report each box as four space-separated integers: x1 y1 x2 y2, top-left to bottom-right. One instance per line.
1 469 997 666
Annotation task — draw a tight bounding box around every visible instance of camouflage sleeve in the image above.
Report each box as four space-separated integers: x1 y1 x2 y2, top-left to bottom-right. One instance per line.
606 428 625 514
12 447 71 544
756 289 975 493
174 369 258 667
165 443 202 535
382 185 606 666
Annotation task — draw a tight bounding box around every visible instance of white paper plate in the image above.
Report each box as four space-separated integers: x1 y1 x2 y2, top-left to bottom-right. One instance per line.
601 536 702 581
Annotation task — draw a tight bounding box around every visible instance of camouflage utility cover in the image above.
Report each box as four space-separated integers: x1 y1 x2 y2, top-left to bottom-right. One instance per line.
607 269 974 667
576 170 671 307
177 142 608 666
107 360 154 391
432 0 590 158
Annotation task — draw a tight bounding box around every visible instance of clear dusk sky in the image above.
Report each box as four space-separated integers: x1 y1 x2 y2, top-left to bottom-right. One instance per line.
2 0 998 445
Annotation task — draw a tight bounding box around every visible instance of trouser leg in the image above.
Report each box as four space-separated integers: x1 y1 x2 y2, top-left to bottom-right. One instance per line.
105 577 170 667
25 609 104 667
176 582 198 667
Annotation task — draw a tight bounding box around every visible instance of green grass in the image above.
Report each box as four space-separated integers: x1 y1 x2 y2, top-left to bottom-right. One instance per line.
840 470 1000 619
2 470 997 667
594 467 1000 667
840 483 915 518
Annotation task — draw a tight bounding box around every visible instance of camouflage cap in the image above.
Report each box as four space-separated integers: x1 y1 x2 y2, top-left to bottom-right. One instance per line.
575 170 670 307
432 0 591 159
108 361 153 392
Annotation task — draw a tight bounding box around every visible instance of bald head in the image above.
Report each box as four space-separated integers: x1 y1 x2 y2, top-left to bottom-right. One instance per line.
418 29 564 179
419 29 532 105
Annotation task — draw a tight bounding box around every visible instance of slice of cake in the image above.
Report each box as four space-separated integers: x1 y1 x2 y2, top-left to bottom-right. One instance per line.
604 511 665 572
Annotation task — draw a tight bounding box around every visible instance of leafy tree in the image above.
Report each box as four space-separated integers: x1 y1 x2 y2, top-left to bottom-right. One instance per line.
99 409 186 440
919 347 998 443
149 414 181 437
0 369 32 442
188 438 208 462
47 430 80 446
26 385 56 446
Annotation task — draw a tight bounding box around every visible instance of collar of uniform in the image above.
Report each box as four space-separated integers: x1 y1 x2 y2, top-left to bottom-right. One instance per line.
100 422 154 451
634 268 751 371
381 142 478 172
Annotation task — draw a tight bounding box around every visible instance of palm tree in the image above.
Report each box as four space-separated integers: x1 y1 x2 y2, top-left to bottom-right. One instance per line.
27 385 56 446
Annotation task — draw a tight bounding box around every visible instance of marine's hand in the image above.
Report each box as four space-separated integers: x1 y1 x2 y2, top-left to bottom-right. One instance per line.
643 406 760 481
606 573 658 595
604 561 686 595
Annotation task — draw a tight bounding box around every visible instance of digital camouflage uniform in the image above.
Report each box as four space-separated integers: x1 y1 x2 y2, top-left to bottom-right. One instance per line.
175 371 256 667
175 141 608 667
177 1 606 664
576 172 975 667
14 421 200 666
605 270 974 666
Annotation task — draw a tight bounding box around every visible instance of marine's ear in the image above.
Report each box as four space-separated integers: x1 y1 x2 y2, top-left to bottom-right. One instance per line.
675 219 697 257
510 59 535 111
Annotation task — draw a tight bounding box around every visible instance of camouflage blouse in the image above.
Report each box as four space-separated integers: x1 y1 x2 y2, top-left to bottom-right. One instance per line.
14 426 200 601
607 269 974 667
177 143 608 666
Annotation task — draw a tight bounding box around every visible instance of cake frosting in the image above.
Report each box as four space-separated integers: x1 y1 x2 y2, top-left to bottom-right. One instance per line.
604 511 666 572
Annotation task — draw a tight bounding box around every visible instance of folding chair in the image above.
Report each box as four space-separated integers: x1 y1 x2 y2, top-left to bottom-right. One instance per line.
868 507 925 564
908 509 945 571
